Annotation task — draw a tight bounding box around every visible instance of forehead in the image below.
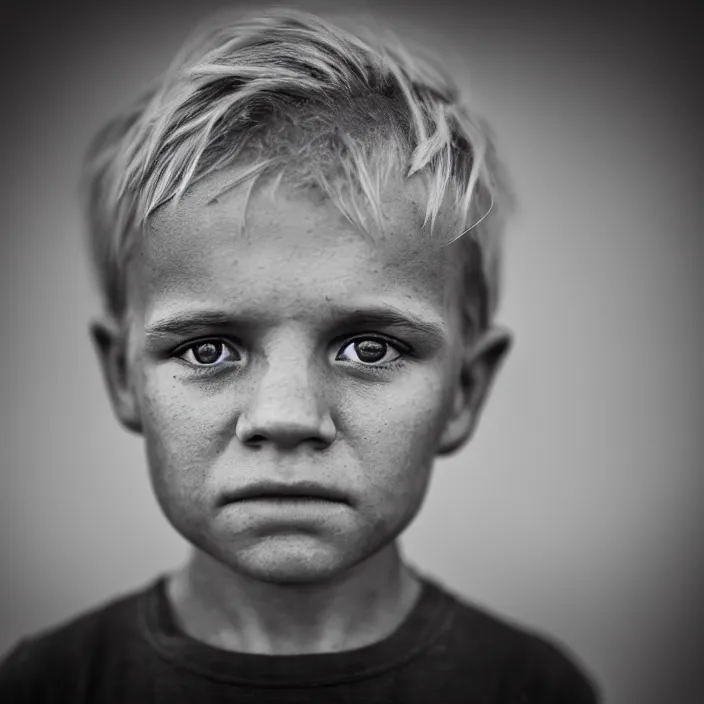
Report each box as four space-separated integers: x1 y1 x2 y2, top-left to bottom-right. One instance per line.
131 168 463 323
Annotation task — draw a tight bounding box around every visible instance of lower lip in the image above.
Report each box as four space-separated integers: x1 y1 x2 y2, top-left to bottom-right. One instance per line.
227 496 349 510
219 499 349 533
221 497 348 524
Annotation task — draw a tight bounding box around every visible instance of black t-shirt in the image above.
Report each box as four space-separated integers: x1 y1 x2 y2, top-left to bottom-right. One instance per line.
0 575 598 703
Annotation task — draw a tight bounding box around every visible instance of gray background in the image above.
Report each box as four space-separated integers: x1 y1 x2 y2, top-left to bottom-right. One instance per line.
0 1 701 702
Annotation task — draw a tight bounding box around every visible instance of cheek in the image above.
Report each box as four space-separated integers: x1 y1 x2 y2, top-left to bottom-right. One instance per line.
137 369 234 507
339 369 453 500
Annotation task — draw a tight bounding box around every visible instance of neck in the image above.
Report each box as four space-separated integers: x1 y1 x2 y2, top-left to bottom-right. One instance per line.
166 542 421 655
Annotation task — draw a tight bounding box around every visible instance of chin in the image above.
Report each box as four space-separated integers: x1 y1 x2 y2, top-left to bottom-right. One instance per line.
225 535 356 585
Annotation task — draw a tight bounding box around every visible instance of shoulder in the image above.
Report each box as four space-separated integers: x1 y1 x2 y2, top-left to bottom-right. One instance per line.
0 581 155 702
500 630 599 703
427 579 600 703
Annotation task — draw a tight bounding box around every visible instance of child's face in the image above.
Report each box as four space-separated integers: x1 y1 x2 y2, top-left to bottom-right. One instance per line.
99 168 508 584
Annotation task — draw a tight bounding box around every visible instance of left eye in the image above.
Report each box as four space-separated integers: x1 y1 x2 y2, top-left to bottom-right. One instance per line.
336 338 402 365
178 340 240 367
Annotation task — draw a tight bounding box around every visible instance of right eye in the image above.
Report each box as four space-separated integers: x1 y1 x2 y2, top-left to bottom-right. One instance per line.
177 340 241 367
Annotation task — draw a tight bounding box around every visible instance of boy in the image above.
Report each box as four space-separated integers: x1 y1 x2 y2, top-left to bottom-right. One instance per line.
0 6 598 702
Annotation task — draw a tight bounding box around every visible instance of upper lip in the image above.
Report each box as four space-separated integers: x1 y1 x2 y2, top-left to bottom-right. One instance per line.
222 481 350 504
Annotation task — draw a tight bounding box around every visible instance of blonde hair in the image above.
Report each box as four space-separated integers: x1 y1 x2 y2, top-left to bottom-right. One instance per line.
83 6 515 329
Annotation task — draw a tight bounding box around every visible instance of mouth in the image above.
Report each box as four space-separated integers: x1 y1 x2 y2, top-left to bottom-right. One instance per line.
220 481 350 506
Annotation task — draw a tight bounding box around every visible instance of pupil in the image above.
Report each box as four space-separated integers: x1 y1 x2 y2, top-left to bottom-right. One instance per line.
194 342 221 365
356 339 386 363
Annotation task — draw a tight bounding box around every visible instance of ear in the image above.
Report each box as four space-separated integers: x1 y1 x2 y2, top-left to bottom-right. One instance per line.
437 325 512 456
90 315 143 434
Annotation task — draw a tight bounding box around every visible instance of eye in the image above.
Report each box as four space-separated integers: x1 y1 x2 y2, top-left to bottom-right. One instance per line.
178 340 240 367
336 337 403 366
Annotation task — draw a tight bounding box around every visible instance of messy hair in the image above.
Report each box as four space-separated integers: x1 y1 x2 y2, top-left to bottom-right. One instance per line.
83 6 515 329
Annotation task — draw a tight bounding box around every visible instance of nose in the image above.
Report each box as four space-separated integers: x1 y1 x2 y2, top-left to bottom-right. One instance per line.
235 353 337 450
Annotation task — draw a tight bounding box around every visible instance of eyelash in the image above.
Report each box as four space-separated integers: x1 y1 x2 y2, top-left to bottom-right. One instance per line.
172 335 411 374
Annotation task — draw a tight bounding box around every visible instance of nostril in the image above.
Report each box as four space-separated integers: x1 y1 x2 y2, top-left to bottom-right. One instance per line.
243 433 331 450
309 437 332 451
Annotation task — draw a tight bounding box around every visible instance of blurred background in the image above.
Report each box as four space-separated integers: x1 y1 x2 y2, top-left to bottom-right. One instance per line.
0 1 701 702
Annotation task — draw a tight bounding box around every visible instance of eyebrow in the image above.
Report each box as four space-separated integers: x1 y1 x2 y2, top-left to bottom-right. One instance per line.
326 306 448 340
144 311 257 340
143 305 448 341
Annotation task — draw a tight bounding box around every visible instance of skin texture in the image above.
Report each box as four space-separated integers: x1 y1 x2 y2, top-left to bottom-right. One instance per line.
92 167 511 653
